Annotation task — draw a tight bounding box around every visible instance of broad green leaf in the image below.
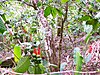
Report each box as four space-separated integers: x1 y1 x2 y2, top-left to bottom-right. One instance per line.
51 7 57 18
0 5 2 9
0 60 2 64
80 15 91 21
86 19 98 25
29 64 45 74
93 23 100 31
96 0 100 2
56 8 63 16
76 0 80 2
24 0 29 2
49 0 52 2
61 0 69 4
14 56 30 73
75 52 83 75
44 6 51 17
86 19 98 30
14 45 21 63
28 66 35 74
38 64 45 74
0 17 6 34
1 14 6 21
73 47 84 75
73 47 80 65
37 1 42 7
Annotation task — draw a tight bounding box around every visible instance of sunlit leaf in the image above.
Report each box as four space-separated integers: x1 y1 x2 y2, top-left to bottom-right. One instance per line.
28 64 45 74
76 0 80 2
28 66 35 74
14 56 30 73
79 15 91 21
49 0 52 2
85 32 92 44
96 0 100 2
73 47 84 75
44 6 51 17
61 0 69 3
51 7 57 18
14 45 21 63
56 8 63 16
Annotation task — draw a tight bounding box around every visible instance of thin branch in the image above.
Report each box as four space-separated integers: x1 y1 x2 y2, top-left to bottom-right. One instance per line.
17 0 37 10
58 2 68 70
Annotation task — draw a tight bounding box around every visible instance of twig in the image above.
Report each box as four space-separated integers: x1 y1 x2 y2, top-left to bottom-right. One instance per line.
17 0 38 10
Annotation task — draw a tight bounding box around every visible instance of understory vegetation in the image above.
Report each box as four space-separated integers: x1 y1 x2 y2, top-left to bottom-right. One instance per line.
0 0 100 75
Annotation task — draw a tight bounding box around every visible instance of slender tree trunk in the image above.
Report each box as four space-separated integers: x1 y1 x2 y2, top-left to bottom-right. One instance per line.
58 2 68 71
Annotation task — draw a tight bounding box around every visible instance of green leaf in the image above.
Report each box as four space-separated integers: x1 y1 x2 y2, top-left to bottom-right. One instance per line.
49 0 52 2
56 8 63 16
44 6 51 17
14 45 21 63
80 15 91 21
85 32 92 44
28 66 35 74
1 14 6 21
96 0 100 2
0 60 2 65
14 56 30 73
51 7 57 18
30 64 45 74
61 0 69 3
73 47 84 75
0 17 6 34
86 19 99 30
24 0 29 2
76 0 80 2
93 23 100 31
37 2 42 7
39 64 46 74
86 19 98 25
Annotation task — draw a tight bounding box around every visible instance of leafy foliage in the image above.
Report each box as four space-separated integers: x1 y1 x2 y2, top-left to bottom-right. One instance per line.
0 0 100 74
14 56 30 73
61 0 69 3
14 45 21 63
28 64 45 74
73 47 84 75
0 17 6 34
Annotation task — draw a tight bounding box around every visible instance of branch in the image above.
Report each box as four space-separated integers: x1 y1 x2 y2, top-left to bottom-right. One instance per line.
17 0 37 10
58 2 68 70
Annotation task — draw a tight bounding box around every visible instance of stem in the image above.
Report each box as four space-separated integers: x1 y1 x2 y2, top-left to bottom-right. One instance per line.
58 2 68 70
17 0 38 10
